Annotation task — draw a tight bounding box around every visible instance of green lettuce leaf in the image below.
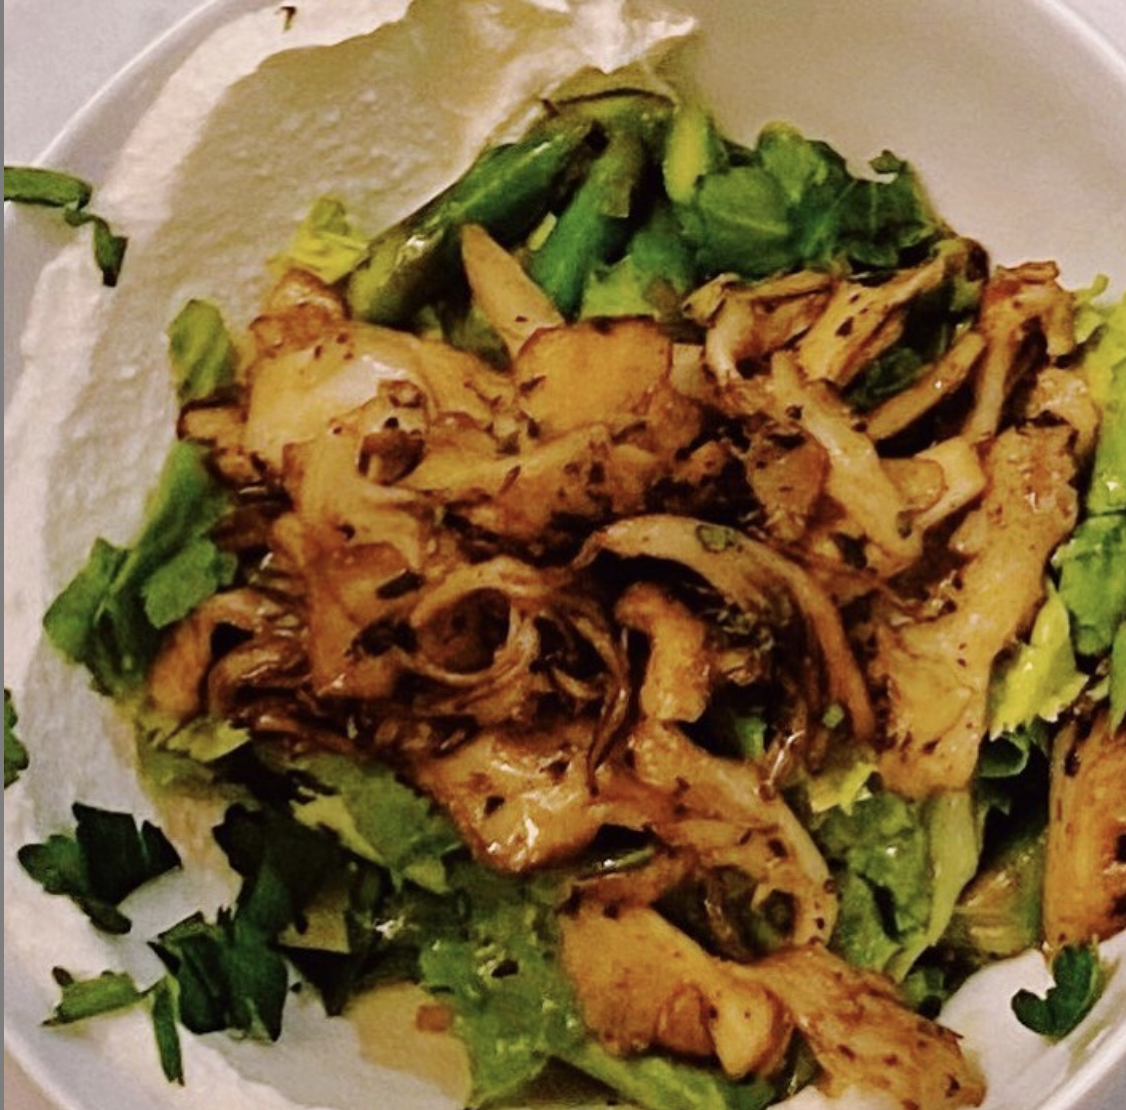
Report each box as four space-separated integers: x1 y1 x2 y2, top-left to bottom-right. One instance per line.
284 751 462 893
283 197 368 285
1111 620 1126 731
988 583 1087 735
167 299 237 404
1053 513 1126 657
1078 287 1126 514
679 122 941 282
563 1040 776 1110
811 789 930 974
43 440 236 693
419 864 581 1104
811 786 981 982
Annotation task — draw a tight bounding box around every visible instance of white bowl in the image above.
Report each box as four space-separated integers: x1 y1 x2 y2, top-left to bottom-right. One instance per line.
5 3 1126 1110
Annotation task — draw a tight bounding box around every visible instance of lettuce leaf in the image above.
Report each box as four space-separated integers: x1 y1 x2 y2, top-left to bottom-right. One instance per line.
988 583 1087 735
282 197 369 285
810 789 931 971
1111 620 1126 731
284 751 462 894
43 440 236 693
167 299 237 404
811 787 981 984
679 123 941 281
1077 286 1126 514
1053 513 1126 657
564 1040 776 1110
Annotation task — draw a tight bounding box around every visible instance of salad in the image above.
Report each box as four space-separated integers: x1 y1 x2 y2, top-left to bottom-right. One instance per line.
5 8 1125 1110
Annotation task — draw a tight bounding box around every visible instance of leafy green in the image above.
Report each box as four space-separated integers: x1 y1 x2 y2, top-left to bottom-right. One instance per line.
419 864 580 1104
1078 288 1126 514
149 977 185 1083
167 299 237 404
1011 943 1104 1039
977 720 1050 783
563 1040 776 1110
845 254 981 411
46 967 147 1024
810 787 981 983
283 197 368 284
677 123 941 282
988 584 1087 735
43 440 237 694
1111 620 1126 731
812 789 932 970
5 688 28 787
284 750 462 893
153 909 290 1041
4 165 128 285
18 803 181 933
1053 513 1126 657
45 968 184 1083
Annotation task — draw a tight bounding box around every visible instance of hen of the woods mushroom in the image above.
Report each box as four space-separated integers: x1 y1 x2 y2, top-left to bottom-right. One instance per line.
34 79 1126 1110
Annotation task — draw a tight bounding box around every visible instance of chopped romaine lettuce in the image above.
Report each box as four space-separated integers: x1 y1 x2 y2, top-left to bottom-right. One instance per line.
564 1040 776 1110
167 299 237 404
811 786 981 984
43 440 237 694
1111 620 1126 731
1053 513 1126 658
1078 287 1126 514
810 789 931 972
283 197 369 285
988 583 1087 736
283 751 462 893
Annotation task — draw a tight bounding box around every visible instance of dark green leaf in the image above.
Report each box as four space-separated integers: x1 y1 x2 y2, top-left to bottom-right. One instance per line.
74 802 181 905
5 688 28 787
5 166 127 284
1011 943 1104 1039
4 166 91 207
150 976 185 1084
17 803 180 933
153 909 289 1041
